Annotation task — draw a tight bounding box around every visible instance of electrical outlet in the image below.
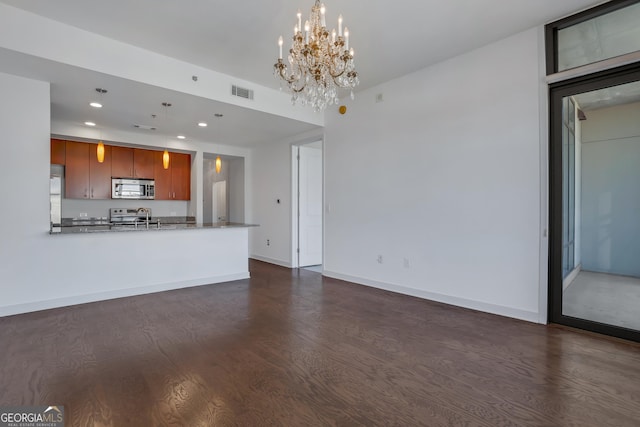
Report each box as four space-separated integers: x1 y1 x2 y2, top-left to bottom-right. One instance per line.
267 239 270 246
79 212 87 218
377 255 383 264
404 258 410 268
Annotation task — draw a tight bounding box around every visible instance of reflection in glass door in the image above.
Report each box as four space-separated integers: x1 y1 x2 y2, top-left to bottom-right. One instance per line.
550 76 640 342
562 97 576 280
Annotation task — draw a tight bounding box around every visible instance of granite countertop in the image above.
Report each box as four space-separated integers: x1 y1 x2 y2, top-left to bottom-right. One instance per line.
60 216 196 226
51 217 257 234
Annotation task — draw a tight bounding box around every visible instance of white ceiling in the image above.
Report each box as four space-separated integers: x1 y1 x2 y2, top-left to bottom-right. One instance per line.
0 0 608 146
574 80 640 111
0 46 322 147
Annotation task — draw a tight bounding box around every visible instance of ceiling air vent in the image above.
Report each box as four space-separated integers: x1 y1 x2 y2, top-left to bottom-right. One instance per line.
232 85 254 100
133 124 156 131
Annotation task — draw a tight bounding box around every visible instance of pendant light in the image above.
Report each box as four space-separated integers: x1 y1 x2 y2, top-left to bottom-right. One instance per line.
163 149 170 169
162 102 172 169
214 113 223 174
97 140 105 163
95 88 107 163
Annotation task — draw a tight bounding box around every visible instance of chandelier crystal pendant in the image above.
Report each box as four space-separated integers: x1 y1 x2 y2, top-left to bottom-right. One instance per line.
274 0 359 112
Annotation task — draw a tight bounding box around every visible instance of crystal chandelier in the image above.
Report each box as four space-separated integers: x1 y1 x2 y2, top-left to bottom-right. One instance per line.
274 0 359 112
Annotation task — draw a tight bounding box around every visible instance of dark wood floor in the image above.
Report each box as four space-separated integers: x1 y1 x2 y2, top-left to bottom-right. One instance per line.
1 260 639 426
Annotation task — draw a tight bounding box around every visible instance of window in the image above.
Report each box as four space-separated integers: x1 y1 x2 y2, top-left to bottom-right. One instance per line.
546 0 640 75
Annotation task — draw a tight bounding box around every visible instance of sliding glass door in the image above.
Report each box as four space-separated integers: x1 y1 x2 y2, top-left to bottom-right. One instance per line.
547 0 640 342
549 70 640 342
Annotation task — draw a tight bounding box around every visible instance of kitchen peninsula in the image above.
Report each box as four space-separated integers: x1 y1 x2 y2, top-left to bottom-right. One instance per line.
41 199 256 319
0 133 253 317
26 222 253 318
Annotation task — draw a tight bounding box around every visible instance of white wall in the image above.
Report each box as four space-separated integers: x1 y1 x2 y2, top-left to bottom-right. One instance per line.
250 141 295 266
249 129 323 267
229 157 245 223
322 28 544 322
0 72 51 261
580 101 640 277
0 71 250 317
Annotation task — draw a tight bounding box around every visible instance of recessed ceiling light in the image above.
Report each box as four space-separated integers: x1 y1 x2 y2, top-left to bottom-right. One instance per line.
198 122 208 127
177 135 186 139
89 102 103 108
84 121 96 126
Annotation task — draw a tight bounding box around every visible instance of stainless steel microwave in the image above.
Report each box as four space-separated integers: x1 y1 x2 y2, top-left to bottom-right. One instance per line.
112 178 155 199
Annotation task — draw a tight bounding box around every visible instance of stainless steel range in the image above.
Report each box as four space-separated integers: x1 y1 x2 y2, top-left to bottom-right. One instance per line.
109 207 158 229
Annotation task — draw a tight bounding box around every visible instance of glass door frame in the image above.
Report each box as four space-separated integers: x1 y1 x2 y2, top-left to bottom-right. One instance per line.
548 64 640 342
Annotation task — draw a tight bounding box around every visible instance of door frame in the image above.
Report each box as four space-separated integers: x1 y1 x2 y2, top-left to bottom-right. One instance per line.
291 138 324 269
548 63 640 342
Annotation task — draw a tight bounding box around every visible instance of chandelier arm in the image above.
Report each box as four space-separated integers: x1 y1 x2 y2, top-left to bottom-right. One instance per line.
328 60 349 79
274 61 298 85
291 84 307 93
329 68 346 79
283 69 307 92
279 70 298 85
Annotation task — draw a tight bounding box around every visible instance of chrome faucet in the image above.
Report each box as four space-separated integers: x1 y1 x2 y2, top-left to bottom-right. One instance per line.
137 207 150 229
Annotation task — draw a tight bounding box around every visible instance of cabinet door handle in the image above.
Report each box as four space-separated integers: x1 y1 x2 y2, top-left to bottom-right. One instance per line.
173 192 176 199
91 188 94 198
84 188 88 198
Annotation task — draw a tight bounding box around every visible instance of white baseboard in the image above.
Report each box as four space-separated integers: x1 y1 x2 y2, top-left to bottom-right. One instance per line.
323 270 541 324
250 255 292 268
0 272 250 317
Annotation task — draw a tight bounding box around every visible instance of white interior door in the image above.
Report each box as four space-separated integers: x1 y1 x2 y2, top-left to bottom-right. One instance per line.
212 180 227 222
298 145 322 267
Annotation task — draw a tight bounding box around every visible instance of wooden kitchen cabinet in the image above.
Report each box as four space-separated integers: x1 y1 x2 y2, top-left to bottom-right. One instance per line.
133 149 155 179
61 139 185 200
153 150 173 200
65 141 90 199
171 153 191 200
111 147 155 178
51 138 66 165
153 151 191 200
111 146 134 178
65 141 112 199
89 144 112 199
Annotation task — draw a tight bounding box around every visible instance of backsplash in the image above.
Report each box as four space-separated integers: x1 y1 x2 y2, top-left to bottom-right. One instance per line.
62 199 189 219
